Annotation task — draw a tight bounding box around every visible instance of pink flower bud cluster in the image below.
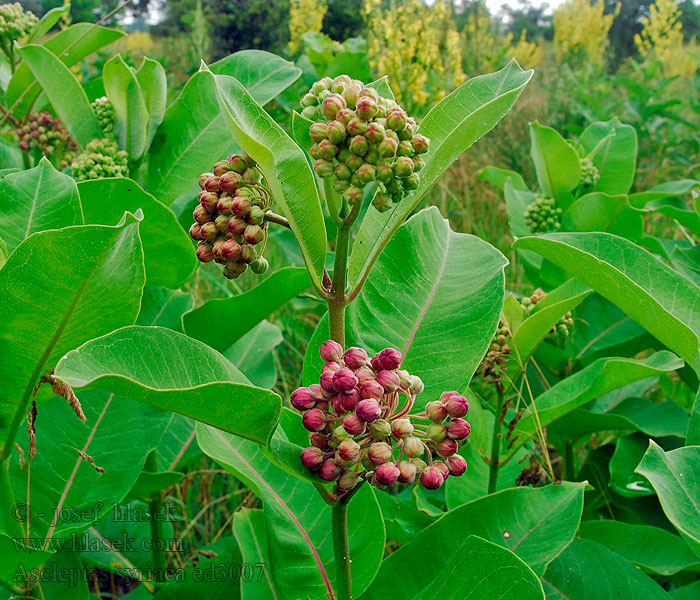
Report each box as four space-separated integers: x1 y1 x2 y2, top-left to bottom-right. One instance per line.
294 340 470 494
189 153 271 279
15 111 77 168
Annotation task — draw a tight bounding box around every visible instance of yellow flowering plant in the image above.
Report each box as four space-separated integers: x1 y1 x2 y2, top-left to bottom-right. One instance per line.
553 0 619 66
289 0 328 54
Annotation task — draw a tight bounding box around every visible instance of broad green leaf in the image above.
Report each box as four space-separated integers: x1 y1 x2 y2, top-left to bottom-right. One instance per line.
8 391 171 541
514 232 700 374
549 396 690 443
304 207 507 408
430 483 586 575
504 177 537 237
530 121 580 208
147 50 300 205
77 178 197 288
136 286 195 331
375 489 436 546
348 61 533 289
7 24 124 119
576 119 638 195
689 389 700 445
104 55 149 160
542 539 670 599
366 74 395 100
197 423 385 600
135 57 167 151
629 179 699 209
224 320 283 389
578 521 700 576
671 581 700 600
207 68 326 290
126 469 183 500
0 535 51 590
155 413 198 472
363 534 544 600
211 50 302 105
232 509 277 600
0 217 144 461
16 44 102 148
479 165 528 191
54 326 282 445
27 5 70 42
0 236 6 269
510 352 683 452
0 158 81 252
562 192 645 241
609 435 655 498
183 266 310 351
636 441 700 557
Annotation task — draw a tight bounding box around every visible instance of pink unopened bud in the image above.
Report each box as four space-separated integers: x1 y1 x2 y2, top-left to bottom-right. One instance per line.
337 439 361 463
374 462 400 486
398 460 417 483
355 368 375 384
433 461 450 480
320 371 337 393
338 469 360 491
301 446 325 470
320 340 344 363
420 466 444 490
436 437 459 458
396 369 412 390
219 171 242 193
343 413 366 436
447 454 467 476
189 223 203 241
290 387 318 411
331 394 346 415
426 400 447 423
220 239 241 262
447 418 471 440
343 347 368 369
375 370 399 393
341 389 361 412
377 348 402 370
199 191 219 212
356 399 382 422
409 375 424 395
319 459 342 481
198 172 214 189
333 368 358 393
368 442 393 464
204 176 221 193
196 243 214 263
322 361 342 374
302 408 326 432
359 380 384 400
310 432 330 450
322 93 346 120
445 394 469 418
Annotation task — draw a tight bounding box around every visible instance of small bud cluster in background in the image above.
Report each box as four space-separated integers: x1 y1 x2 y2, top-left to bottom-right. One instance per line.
521 288 573 337
479 320 511 383
294 341 470 495
579 157 600 189
15 111 77 168
300 75 430 213
189 154 272 279
91 96 115 134
71 138 128 181
0 2 37 44
524 195 563 234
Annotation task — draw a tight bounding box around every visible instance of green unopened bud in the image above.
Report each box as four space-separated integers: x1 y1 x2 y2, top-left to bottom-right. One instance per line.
356 163 376 184
397 140 415 157
349 135 369 156
244 224 264 245
391 418 413 439
386 108 407 131
359 87 379 101
301 93 317 108
302 106 320 120
376 162 393 183
342 85 359 109
393 156 414 178
428 423 447 442
334 163 352 180
343 185 363 204
327 120 347 144
411 134 430 154
317 139 338 160
345 154 363 171
403 436 424 458
412 155 425 172
369 418 392 440
227 154 249 173
403 173 420 191
372 192 392 212
333 178 350 193
322 93 346 120
251 256 269 274
377 137 398 158
248 205 265 225
337 469 360 490
335 108 355 125
347 118 368 136
314 159 335 178
309 122 329 142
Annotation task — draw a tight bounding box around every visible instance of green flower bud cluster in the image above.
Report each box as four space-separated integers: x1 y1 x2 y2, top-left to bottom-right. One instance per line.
579 157 599 189
296 341 469 496
479 320 511 383
91 96 115 134
301 75 430 213
0 3 37 44
15 111 77 168
71 138 128 181
189 153 272 280
521 288 573 337
524 195 562 234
